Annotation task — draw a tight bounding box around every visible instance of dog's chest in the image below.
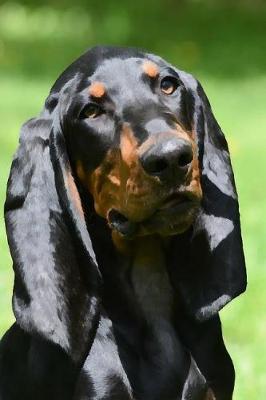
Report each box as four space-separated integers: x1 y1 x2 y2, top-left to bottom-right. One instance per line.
129 238 178 362
132 261 173 323
131 237 172 317
113 237 185 398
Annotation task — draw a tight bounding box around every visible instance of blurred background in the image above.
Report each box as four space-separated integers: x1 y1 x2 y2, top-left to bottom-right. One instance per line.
0 0 265 397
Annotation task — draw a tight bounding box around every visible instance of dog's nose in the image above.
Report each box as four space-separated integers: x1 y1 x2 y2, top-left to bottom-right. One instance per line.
140 137 193 180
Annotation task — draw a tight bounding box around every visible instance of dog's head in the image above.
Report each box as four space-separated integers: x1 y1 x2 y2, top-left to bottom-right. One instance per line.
5 46 246 363
58 53 202 237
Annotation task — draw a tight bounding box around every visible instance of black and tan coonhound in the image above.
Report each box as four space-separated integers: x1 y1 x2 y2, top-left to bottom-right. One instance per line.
0 46 246 400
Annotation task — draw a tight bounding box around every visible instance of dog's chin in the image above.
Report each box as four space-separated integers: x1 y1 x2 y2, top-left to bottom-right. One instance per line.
108 197 200 238
146 217 195 237
140 201 199 236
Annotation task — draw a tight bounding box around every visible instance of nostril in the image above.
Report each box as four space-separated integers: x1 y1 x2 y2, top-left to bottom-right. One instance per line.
146 158 169 174
140 139 193 178
177 150 193 168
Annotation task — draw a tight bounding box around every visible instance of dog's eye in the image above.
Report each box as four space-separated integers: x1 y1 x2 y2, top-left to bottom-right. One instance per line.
80 104 104 119
160 77 179 95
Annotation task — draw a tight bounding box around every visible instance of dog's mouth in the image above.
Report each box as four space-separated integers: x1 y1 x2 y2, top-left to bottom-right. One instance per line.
108 192 200 238
108 209 138 237
156 192 194 213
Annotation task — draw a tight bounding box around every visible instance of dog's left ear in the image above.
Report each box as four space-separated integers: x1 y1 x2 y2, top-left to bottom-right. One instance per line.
170 74 247 321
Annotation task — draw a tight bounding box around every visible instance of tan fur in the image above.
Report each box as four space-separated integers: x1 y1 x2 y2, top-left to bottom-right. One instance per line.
205 388 216 400
142 61 159 78
189 130 202 200
174 123 191 141
77 124 159 223
120 124 139 167
88 81 106 98
66 170 84 217
76 123 202 237
77 149 121 218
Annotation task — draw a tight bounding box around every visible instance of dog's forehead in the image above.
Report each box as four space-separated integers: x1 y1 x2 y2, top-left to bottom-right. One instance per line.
50 46 199 101
93 57 157 78
84 56 168 94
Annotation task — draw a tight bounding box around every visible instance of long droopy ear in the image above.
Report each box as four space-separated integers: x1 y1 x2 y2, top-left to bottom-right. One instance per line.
5 100 101 364
170 75 247 321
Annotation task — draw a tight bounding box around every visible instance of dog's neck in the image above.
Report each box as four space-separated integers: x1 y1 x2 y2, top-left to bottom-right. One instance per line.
112 233 174 322
86 222 186 397
110 232 184 397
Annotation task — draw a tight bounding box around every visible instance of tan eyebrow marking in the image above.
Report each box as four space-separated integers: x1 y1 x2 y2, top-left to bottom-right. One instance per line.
142 61 159 78
88 81 106 98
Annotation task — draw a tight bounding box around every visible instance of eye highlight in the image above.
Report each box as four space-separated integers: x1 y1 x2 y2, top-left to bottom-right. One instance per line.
160 77 179 95
80 103 104 119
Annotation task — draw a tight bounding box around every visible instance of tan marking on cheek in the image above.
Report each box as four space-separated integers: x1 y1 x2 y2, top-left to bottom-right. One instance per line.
120 125 158 197
76 151 123 219
142 61 159 78
137 135 159 157
174 123 191 141
172 124 202 198
189 130 202 199
76 126 161 225
88 81 106 98
113 124 159 221
109 174 121 186
120 124 139 166
76 160 86 181
66 170 84 217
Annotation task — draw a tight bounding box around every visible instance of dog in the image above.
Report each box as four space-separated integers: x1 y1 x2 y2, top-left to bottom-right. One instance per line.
0 46 246 400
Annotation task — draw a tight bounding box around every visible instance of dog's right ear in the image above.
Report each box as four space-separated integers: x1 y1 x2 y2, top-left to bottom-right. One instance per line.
4 113 101 365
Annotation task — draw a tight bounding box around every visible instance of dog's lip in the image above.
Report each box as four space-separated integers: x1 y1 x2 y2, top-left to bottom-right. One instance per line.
107 192 200 237
140 192 200 233
156 192 199 214
108 209 138 237
158 193 188 210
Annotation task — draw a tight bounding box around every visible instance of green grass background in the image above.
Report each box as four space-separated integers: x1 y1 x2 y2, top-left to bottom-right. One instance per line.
0 1 265 398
